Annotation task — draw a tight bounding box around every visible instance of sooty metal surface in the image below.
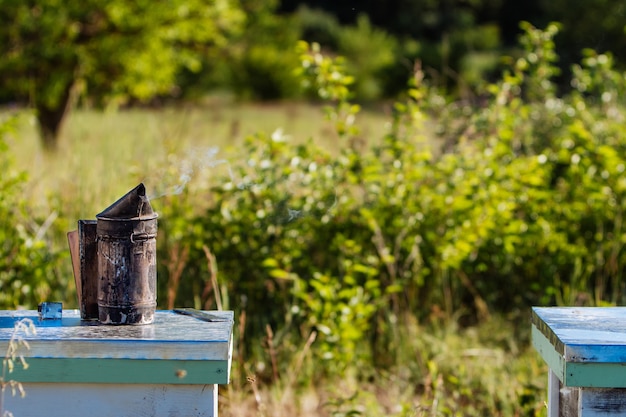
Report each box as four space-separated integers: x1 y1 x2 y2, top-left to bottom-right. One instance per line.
96 183 158 325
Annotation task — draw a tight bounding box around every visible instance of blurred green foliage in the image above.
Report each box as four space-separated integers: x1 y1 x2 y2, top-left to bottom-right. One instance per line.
225 0 303 100
152 24 626 388
289 0 506 97
0 0 244 149
282 0 626 96
334 14 398 101
3 0 626 153
0 116 64 308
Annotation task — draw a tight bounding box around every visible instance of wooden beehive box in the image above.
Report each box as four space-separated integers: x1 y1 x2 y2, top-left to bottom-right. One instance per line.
532 307 626 417
0 309 233 417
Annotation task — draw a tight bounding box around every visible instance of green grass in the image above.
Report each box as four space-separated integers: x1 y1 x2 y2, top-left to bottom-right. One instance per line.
222 314 548 417
9 99 389 222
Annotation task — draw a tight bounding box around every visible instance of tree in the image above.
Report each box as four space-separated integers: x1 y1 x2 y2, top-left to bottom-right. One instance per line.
0 0 244 151
227 0 303 100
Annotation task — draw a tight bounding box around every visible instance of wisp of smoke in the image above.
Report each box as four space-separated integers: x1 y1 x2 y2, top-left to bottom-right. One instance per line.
144 144 338 227
146 146 234 200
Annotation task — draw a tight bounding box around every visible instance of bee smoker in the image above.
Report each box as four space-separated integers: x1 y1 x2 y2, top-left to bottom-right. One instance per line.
69 183 158 325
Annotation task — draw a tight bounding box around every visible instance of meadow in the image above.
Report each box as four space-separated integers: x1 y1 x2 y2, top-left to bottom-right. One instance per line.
4 100 549 417
6 25 626 416
10 97 388 219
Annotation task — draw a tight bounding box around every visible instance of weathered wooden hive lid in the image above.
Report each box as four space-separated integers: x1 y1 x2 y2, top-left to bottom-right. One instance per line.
96 183 158 220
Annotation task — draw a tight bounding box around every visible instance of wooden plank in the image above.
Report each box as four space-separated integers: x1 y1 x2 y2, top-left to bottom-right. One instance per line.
78 219 99 320
563 363 626 389
560 385 579 417
7 358 230 384
532 308 566 356
67 229 81 303
532 307 626 363
2 382 218 417
548 370 560 417
532 324 566 383
579 388 626 416
0 310 233 361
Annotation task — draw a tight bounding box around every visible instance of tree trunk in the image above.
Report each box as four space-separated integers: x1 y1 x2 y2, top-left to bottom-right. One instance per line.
35 80 75 152
37 105 64 151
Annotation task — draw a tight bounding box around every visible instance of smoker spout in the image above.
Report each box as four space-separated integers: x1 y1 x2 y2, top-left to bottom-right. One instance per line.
96 183 157 220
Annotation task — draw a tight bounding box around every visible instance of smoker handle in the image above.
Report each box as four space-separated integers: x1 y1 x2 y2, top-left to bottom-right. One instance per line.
130 233 156 243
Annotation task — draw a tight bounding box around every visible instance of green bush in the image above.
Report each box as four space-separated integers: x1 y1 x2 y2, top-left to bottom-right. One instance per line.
154 24 626 398
335 14 398 101
294 5 341 50
0 115 64 308
232 42 303 100
295 10 399 101
227 1 302 100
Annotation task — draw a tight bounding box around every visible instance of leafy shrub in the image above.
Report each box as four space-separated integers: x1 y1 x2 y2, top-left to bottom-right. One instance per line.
234 44 302 100
335 14 398 101
435 22 626 310
155 24 626 408
294 9 399 101
294 5 341 50
0 115 64 308
226 1 302 100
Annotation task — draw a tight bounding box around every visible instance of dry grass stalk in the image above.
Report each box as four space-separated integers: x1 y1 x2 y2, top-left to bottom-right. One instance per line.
0 319 36 417
165 242 190 309
246 375 267 417
202 245 222 310
264 324 279 383
457 270 490 321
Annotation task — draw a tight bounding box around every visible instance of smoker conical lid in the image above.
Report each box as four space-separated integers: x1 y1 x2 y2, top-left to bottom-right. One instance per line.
96 183 157 220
